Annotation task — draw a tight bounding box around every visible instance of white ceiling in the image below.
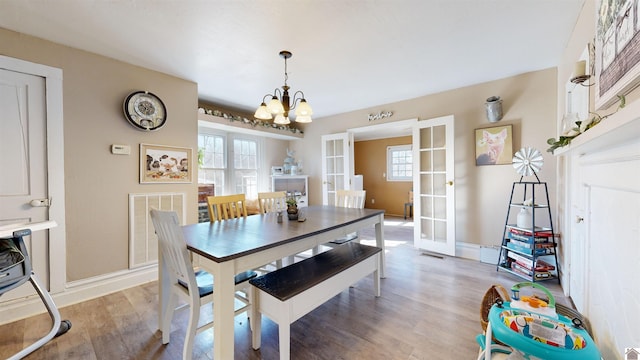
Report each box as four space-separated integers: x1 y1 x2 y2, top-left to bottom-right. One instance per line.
0 0 584 120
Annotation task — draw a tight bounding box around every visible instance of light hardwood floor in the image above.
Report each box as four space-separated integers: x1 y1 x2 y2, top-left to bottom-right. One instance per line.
0 217 568 359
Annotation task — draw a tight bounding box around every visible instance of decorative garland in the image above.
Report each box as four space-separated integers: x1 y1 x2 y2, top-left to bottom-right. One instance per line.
198 107 304 134
546 95 625 153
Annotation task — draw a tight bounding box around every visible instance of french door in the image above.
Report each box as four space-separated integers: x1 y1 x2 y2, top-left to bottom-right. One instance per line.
320 116 455 256
412 115 456 256
321 133 353 205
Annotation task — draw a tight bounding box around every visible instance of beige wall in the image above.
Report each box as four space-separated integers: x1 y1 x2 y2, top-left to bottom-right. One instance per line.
354 136 413 216
293 68 558 248
1 27 198 281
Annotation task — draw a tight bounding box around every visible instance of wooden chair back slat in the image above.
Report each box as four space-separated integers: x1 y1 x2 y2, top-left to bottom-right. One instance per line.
206 194 248 222
257 191 287 214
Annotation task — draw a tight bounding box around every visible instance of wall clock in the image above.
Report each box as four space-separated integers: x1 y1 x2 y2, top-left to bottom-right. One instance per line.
123 91 167 131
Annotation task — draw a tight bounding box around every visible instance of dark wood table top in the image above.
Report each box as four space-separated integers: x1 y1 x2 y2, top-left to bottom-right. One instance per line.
183 205 384 262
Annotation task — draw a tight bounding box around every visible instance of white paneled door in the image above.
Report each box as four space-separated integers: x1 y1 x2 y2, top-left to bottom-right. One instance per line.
413 115 456 256
0 68 49 301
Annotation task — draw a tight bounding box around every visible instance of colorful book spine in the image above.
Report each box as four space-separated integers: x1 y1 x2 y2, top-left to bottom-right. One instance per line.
507 251 533 267
506 242 554 255
509 228 553 237
508 229 553 243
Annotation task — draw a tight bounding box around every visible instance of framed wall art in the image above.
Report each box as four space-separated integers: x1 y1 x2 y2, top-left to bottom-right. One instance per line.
475 124 513 166
595 0 640 110
140 143 192 183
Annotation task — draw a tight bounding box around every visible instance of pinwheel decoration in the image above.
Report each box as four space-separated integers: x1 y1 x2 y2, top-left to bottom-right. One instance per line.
512 147 543 181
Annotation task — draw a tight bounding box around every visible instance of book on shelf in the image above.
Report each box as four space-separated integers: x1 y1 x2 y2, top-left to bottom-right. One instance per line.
506 241 554 255
508 239 556 249
510 263 532 277
507 251 533 267
511 262 553 279
508 230 553 243
508 227 553 237
506 252 556 271
534 258 556 271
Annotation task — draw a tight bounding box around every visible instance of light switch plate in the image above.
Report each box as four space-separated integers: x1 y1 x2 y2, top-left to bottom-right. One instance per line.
111 144 130 155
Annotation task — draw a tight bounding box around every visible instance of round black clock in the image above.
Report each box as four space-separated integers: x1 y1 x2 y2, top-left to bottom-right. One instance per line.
123 91 167 131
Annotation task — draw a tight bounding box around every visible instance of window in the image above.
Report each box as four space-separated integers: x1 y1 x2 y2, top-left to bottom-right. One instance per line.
387 145 412 181
198 129 261 198
232 138 258 198
198 133 225 189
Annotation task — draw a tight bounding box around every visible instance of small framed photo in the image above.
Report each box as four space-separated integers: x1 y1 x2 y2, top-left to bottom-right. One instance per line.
140 143 193 183
271 166 284 176
475 125 513 166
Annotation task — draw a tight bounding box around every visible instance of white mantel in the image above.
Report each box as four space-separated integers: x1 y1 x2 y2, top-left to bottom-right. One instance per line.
556 101 640 359
555 96 640 156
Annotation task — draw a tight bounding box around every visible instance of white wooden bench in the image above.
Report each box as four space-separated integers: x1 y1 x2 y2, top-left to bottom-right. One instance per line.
249 242 382 360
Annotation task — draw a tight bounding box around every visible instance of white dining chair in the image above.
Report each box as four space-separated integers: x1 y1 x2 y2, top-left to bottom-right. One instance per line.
257 191 287 214
326 190 367 246
257 191 289 269
149 208 256 360
335 189 366 209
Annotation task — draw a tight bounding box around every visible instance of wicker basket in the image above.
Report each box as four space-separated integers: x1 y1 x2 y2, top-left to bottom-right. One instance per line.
480 284 511 334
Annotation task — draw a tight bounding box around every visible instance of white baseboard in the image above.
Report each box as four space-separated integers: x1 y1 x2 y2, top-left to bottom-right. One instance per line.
456 241 481 261
0 265 158 325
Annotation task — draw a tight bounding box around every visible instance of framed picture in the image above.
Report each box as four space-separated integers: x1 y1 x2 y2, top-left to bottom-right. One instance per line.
140 143 192 183
595 0 640 110
271 166 284 176
475 125 513 166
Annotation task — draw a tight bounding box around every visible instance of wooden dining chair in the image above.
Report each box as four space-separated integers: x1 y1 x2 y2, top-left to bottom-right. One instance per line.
206 194 248 222
257 191 287 214
149 209 256 360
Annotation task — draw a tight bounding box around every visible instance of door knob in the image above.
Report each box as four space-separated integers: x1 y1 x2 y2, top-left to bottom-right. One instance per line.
576 216 584 223
30 198 51 207
446 180 454 186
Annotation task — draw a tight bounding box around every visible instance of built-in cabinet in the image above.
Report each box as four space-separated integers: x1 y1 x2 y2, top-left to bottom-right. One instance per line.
272 175 308 207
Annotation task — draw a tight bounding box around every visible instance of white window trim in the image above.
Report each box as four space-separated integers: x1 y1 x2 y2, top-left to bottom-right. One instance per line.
387 144 412 182
198 127 264 195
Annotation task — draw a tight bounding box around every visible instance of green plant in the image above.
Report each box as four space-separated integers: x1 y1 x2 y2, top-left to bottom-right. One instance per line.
197 148 204 168
547 95 626 154
286 196 297 207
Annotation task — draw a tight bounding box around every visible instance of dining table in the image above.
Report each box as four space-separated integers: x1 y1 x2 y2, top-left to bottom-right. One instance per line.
158 205 385 359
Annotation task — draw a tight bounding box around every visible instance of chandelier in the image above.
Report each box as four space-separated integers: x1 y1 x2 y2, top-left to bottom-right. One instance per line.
254 50 313 124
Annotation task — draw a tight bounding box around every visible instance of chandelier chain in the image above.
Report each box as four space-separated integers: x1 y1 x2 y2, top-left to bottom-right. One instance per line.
283 56 289 86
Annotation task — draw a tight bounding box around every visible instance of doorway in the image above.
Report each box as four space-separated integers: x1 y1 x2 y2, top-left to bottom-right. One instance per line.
322 117 456 256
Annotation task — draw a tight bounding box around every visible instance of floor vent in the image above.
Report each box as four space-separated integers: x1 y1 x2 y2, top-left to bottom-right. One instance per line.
421 252 445 259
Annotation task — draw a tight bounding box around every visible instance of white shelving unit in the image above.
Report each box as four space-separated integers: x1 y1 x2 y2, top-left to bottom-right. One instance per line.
272 175 308 208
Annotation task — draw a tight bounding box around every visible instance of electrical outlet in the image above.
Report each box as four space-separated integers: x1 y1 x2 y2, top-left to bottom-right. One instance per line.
371 199 375 204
